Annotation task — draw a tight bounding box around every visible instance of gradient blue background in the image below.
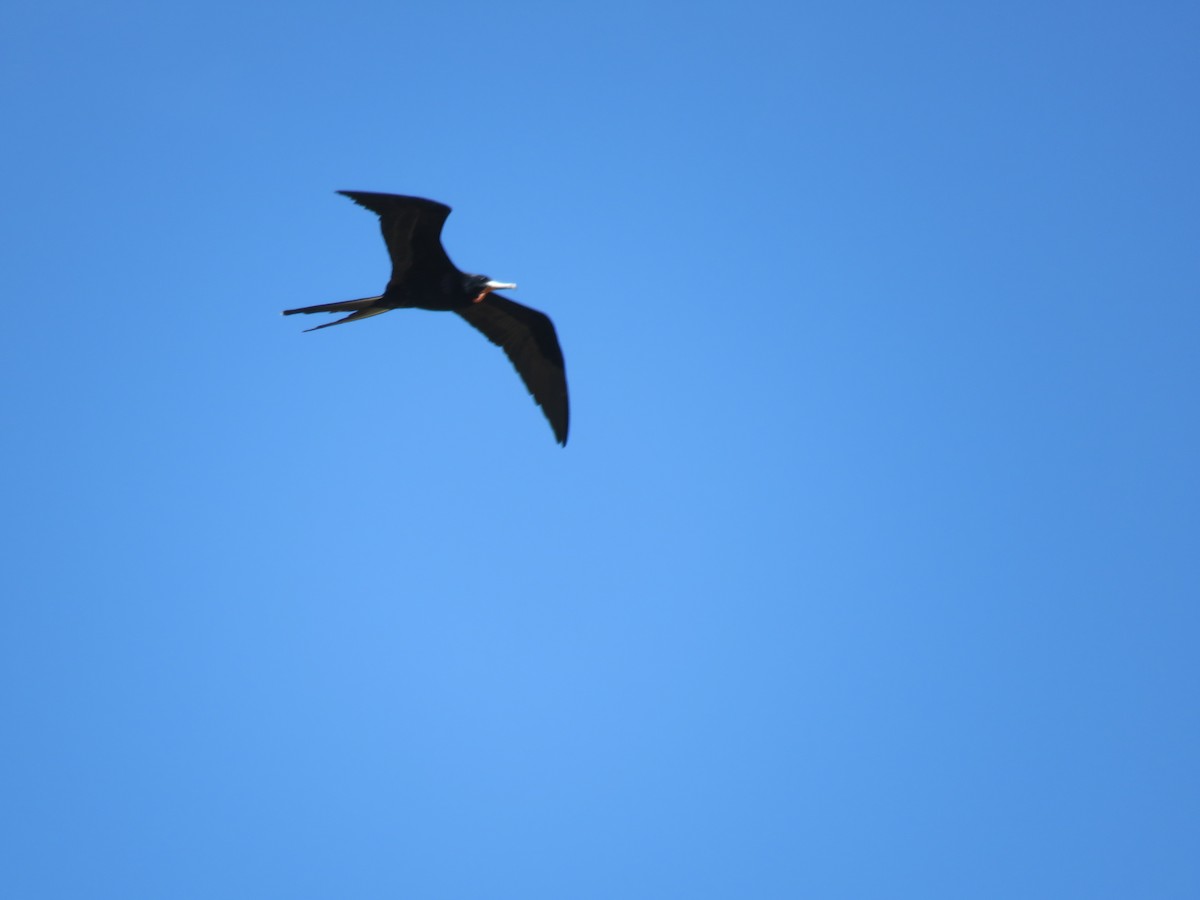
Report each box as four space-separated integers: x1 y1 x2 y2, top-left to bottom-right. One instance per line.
2 2 1197 897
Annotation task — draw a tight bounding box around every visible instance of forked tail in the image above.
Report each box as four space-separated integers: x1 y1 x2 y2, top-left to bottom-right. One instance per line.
282 295 388 332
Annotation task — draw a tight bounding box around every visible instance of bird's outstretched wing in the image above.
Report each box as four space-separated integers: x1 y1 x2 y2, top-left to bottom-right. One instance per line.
337 191 455 284
456 295 570 445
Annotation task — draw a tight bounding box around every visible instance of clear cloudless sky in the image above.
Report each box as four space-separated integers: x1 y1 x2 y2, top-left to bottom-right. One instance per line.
2 1 1197 897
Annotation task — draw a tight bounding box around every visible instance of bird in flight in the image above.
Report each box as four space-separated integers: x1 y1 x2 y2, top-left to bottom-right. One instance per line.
284 191 569 446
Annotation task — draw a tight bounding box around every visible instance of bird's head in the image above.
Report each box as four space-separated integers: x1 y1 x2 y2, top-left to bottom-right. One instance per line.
465 273 517 304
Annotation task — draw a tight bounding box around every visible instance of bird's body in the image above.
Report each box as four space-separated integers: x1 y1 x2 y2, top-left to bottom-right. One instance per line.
284 191 569 445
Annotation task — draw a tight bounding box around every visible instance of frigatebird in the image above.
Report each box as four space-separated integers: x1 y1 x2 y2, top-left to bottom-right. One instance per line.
284 191 569 446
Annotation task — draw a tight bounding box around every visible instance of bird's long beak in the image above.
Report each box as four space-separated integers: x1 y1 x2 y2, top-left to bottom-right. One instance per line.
474 279 518 303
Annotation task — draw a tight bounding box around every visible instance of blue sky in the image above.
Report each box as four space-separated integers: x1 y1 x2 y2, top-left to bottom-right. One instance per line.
2 1 1197 897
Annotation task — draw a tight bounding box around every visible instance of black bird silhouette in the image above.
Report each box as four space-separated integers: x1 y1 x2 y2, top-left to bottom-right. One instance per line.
284 191 569 446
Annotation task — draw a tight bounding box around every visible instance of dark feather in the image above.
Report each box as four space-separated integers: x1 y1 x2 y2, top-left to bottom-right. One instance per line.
337 191 454 283
456 294 570 445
